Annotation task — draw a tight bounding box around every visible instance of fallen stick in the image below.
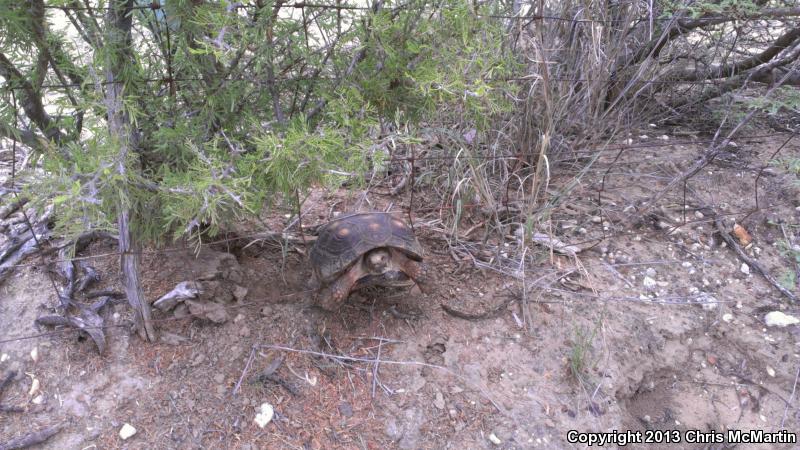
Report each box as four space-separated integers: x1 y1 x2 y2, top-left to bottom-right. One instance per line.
0 425 62 450
0 371 15 395
712 214 797 303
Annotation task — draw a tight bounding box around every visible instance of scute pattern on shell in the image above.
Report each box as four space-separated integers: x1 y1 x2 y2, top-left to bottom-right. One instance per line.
311 212 423 283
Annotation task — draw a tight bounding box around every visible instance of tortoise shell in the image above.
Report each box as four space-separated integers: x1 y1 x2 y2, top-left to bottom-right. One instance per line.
310 212 423 284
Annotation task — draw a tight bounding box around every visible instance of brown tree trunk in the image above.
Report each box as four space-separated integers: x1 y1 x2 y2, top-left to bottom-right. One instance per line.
105 0 156 342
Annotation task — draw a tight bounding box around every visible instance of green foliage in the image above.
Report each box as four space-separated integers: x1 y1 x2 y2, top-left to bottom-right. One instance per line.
568 323 598 382
351 0 518 129
778 270 797 292
749 86 800 115
4 0 519 246
777 239 800 265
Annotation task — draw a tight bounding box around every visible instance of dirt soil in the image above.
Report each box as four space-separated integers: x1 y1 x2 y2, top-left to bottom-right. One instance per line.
1 130 800 449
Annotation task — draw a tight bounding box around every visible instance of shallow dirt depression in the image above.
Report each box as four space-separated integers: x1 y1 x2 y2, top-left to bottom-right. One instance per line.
1 131 800 449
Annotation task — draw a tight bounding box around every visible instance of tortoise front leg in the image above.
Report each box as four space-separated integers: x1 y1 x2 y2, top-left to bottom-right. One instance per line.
393 251 431 295
316 264 363 310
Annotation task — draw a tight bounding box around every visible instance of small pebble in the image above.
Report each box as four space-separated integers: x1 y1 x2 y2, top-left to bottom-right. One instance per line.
740 263 750 275
119 423 137 440
764 311 799 327
433 392 445 410
254 403 274 428
488 433 502 445
723 313 734 323
28 377 40 397
766 366 776 377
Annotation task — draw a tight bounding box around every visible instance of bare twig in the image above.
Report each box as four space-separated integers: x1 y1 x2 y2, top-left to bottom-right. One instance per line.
232 345 257 397
781 363 800 429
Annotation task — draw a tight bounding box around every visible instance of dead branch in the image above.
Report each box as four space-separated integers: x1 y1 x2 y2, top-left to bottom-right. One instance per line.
36 304 107 354
0 209 52 285
673 43 800 109
0 198 26 221
630 8 800 66
0 52 63 144
0 406 24 413
441 295 514 321
0 425 63 450
671 27 800 82
710 212 797 303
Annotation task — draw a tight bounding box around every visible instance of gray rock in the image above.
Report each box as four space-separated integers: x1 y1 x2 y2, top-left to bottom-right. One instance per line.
233 285 248 302
160 332 188 346
186 299 229 323
154 281 202 311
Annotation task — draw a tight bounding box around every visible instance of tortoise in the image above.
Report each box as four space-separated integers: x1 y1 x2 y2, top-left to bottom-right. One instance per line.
310 212 430 310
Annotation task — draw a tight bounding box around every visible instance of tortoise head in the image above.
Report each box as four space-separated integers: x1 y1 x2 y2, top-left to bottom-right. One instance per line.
364 248 391 274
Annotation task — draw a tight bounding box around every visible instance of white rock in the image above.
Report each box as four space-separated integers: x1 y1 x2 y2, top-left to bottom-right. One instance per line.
643 276 657 289
722 313 734 323
488 433 502 445
433 391 445 410
153 281 202 311
659 135 669 140
645 267 657 277
0 353 8 363
28 377 40 397
31 394 44 405
764 311 800 327
254 403 274 428
119 423 137 440
766 366 776 377
740 263 750 275
30 347 38 362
